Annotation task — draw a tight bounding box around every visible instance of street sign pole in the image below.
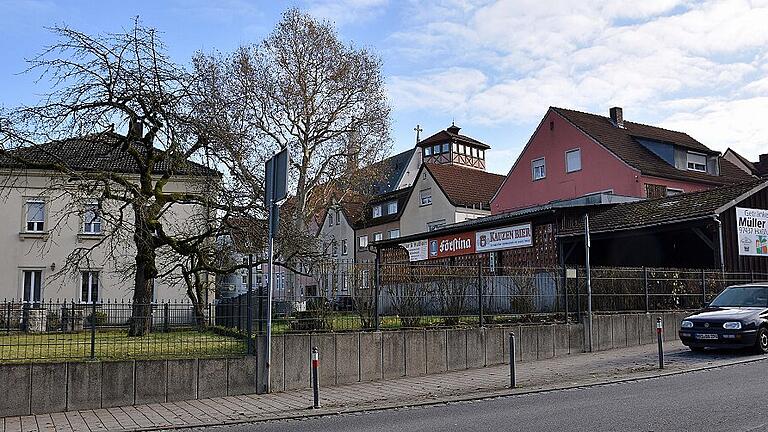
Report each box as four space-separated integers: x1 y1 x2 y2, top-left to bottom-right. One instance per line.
263 148 288 394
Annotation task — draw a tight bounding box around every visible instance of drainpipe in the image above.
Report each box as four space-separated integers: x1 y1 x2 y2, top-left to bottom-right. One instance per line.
713 215 725 274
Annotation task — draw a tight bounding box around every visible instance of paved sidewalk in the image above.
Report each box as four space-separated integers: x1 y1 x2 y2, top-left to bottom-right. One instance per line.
2 341 764 432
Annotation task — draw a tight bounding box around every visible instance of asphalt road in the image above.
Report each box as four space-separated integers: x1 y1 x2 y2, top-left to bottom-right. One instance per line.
188 357 768 432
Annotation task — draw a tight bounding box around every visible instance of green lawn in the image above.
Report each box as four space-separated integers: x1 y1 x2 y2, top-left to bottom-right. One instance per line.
0 330 247 363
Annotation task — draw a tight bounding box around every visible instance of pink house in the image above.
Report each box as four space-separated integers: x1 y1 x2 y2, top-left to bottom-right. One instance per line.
492 107 755 214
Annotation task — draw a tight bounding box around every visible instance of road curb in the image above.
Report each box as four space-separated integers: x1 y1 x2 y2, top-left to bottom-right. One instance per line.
146 353 768 431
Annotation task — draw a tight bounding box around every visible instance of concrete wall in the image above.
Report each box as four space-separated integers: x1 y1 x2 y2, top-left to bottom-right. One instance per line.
0 357 257 417
0 312 686 417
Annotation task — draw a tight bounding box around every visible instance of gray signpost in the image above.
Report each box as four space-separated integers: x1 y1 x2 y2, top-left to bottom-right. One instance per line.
262 148 288 393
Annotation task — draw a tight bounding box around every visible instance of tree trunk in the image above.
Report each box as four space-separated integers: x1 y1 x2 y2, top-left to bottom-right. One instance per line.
128 204 158 337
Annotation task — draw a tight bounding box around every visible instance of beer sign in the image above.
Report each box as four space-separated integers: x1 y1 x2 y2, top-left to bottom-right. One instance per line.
428 232 475 259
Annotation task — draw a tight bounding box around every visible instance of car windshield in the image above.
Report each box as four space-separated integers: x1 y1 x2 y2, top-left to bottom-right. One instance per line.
709 286 768 308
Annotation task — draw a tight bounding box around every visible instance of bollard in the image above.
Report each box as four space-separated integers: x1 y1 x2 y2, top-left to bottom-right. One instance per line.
311 347 320 409
656 317 664 369
509 332 516 388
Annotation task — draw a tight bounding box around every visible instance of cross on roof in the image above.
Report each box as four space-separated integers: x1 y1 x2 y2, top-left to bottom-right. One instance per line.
414 124 423 144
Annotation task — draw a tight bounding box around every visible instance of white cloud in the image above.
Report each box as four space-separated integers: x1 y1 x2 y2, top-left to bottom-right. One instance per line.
305 0 389 26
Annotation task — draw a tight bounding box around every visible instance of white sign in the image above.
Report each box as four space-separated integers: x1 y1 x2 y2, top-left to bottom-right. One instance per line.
401 240 428 262
476 223 533 252
736 207 768 257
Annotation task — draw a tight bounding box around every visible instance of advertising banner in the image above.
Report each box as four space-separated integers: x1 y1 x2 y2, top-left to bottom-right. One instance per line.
736 207 768 257
476 223 533 252
428 232 476 259
400 240 429 262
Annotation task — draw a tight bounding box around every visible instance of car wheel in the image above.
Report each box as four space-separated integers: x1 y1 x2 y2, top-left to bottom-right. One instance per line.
755 327 768 354
689 346 705 353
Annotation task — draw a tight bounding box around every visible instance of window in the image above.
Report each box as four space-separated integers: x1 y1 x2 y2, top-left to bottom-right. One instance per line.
242 274 248 285
81 271 100 304
532 158 546 180
441 143 449 153
373 232 383 242
388 229 400 239
424 147 432 156
420 189 432 206
433 145 441 155
687 152 707 172
22 270 42 304
372 205 382 218
427 220 446 231
361 270 370 289
332 241 338 257
328 212 333 227
479 150 485 160
341 239 348 256
453 143 459 153
461 144 468 155
26 200 45 232
387 201 398 214
335 210 341 225
82 202 102 234
471 147 477 158
566 149 581 173
666 188 684 196
359 235 368 249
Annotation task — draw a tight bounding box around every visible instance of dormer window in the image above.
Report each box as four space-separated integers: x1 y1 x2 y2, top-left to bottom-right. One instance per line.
372 205 382 218
424 147 432 156
387 201 398 214
441 143 449 153
687 152 707 172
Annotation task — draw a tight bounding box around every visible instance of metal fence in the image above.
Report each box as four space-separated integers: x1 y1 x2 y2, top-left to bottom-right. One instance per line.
215 261 768 334
0 300 247 363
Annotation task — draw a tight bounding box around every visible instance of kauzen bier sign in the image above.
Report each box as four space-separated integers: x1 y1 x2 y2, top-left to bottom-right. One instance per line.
476 223 533 252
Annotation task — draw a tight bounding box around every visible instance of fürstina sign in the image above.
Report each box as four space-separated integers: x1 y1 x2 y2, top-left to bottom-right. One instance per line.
429 232 475 259
736 207 768 256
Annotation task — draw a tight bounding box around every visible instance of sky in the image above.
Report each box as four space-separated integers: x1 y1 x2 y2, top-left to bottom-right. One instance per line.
1 0 767 175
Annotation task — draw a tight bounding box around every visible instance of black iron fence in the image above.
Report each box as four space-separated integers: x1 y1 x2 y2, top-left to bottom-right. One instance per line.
0 300 247 363
215 261 768 334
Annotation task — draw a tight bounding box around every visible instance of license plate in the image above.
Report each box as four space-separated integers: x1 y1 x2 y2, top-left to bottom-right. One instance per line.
695 333 718 340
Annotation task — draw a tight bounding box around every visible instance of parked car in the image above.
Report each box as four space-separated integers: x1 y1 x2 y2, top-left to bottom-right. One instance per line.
679 283 768 353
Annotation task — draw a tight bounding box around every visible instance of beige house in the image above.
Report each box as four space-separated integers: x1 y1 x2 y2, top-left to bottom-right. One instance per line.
0 137 217 303
399 163 504 236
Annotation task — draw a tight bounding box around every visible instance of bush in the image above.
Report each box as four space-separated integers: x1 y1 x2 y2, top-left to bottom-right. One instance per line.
85 310 108 327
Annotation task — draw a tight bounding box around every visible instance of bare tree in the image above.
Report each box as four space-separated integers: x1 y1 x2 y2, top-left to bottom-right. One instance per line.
0 20 247 336
193 8 392 251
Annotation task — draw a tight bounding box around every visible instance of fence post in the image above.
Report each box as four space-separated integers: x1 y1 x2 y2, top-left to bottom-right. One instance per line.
575 265 581 321
478 261 484 327
247 253 254 356
6 299 12 335
701 269 707 307
311 346 320 409
656 317 664 369
509 332 516 388
163 302 170 333
237 294 242 331
562 266 568 323
90 299 97 360
374 253 381 331
644 267 649 313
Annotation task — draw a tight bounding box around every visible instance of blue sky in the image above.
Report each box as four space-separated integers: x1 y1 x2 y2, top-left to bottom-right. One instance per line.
2 0 768 174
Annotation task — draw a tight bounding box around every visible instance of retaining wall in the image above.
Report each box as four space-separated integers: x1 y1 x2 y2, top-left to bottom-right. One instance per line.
0 311 689 417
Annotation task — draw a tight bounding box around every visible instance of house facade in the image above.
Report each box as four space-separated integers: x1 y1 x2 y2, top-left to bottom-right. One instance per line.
0 137 217 304
492 107 755 213
724 148 768 178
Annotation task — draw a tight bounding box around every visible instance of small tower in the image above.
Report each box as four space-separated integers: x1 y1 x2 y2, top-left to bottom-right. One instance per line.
416 124 489 170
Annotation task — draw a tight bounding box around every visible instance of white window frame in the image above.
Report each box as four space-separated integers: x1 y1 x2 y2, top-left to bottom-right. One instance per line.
441 143 449 153
388 229 400 239
372 205 382 218
358 235 368 249
565 148 581 173
22 269 43 304
373 232 383 242
25 199 46 232
687 152 707 172
420 188 432 206
532 158 546 181
453 143 459 153
433 144 441 155
387 201 398 214
341 239 348 256
479 149 485 160
424 146 432 156
82 202 102 234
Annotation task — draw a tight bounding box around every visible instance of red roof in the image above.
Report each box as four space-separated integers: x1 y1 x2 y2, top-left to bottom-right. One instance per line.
425 163 505 208
552 107 754 186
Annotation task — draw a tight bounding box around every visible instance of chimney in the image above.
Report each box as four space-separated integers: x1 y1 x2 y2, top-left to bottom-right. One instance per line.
758 154 768 176
609 107 624 128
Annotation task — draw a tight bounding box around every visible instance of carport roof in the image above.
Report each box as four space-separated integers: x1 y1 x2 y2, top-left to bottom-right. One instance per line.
558 180 768 236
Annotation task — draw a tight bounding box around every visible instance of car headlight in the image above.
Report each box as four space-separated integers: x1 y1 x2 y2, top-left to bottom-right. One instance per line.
681 320 693 328
723 322 742 330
